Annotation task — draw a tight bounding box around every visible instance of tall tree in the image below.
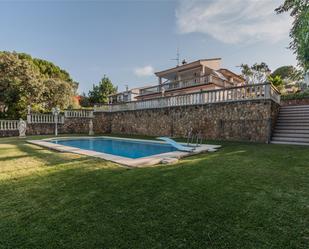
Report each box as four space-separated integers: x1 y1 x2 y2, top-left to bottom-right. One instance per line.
276 0 309 72
271 65 303 81
240 62 271 84
88 76 117 105
0 51 78 118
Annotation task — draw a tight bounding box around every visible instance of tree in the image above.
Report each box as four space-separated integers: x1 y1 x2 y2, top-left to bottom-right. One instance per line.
0 51 78 118
276 0 309 72
271 65 303 81
240 62 271 84
79 93 91 107
271 65 305 93
88 76 117 105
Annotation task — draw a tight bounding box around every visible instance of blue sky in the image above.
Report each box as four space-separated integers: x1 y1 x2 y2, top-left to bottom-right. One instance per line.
0 0 295 93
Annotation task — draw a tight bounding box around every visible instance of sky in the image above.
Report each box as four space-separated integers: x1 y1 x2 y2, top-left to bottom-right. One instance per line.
0 0 296 93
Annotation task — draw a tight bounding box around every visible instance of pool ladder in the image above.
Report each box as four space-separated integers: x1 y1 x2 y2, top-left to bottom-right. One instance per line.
186 128 203 148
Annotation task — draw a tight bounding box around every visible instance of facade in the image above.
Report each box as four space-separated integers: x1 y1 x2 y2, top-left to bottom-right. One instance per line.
137 58 245 100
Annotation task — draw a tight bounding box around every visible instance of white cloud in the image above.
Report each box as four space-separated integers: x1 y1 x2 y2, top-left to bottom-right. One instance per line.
176 0 292 44
134 65 154 77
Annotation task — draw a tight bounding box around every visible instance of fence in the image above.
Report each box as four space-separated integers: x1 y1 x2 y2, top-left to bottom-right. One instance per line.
64 110 94 118
0 120 19 130
95 83 281 112
27 113 64 124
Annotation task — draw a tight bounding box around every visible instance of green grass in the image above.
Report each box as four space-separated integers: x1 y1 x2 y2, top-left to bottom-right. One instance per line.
0 135 309 249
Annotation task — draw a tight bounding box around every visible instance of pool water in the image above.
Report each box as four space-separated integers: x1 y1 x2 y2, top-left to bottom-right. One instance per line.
51 138 178 159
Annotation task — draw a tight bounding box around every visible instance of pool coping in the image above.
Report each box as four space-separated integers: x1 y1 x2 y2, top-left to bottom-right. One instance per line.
27 136 221 167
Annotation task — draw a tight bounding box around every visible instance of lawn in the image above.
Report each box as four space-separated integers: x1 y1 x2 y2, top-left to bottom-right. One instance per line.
0 135 308 249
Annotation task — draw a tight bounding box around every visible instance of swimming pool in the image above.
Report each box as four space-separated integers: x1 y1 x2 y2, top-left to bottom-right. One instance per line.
28 136 219 167
51 138 178 159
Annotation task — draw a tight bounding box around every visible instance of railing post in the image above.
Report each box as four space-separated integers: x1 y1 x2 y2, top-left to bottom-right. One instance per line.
265 84 271 99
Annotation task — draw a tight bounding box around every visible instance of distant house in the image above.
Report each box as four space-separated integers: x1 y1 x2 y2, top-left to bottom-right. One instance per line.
109 58 245 103
109 87 141 104
137 58 245 101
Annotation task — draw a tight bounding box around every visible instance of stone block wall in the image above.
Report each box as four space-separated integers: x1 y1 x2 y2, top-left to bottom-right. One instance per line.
0 130 19 137
26 117 92 136
94 100 280 143
281 98 309 106
0 100 280 143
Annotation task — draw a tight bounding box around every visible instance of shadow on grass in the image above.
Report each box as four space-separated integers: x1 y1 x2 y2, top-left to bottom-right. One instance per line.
0 154 29 162
15 142 96 167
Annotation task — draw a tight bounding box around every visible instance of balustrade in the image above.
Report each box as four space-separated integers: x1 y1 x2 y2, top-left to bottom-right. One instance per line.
0 120 19 130
94 83 280 113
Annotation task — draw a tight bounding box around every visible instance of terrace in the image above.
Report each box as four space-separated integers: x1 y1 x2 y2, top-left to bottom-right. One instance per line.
139 74 228 96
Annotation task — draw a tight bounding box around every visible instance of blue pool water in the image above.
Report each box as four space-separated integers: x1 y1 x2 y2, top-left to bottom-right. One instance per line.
51 138 178 159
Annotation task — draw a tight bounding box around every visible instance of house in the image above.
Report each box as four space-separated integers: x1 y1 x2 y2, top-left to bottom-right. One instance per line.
109 87 141 104
108 58 245 103
136 58 245 100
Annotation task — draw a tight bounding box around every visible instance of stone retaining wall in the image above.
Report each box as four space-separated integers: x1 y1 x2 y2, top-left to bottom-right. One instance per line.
26 118 92 135
0 130 19 137
0 100 280 143
281 98 309 106
95 100 280 143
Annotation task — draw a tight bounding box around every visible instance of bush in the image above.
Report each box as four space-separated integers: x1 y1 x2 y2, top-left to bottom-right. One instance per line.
281 90 309 100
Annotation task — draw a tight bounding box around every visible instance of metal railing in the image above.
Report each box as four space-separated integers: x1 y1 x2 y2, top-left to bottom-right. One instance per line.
27 113 64 124
0 120 19 130
139 74 226 96
64 110 94 118
94 83 280 113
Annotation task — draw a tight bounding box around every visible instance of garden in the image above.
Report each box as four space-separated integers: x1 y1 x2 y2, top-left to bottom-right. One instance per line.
0 135 308 249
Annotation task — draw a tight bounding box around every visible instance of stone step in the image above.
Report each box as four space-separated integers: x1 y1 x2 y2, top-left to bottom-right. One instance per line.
279 113 309 118
273 133 309 138
274 129 309 134
272 136 309 143
271 141 309 146
281 105 309 110
277 120 309 124
276 122 309 126
277 116 309 123
275 126 309 130
279 110 309 115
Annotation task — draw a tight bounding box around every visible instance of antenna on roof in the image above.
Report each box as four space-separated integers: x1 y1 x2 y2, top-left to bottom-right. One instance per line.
171 47 180 66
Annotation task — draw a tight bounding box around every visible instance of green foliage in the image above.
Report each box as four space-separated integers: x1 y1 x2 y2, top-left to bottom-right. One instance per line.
79 93 91 107
281 89 309 100
240 62 270 84
88 76 117 105
0 51 78 118
268 75 284 88
271 65 303 81
276 1 309 72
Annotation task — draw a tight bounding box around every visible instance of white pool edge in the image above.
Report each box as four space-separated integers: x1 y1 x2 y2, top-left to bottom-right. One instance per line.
27 136 221 167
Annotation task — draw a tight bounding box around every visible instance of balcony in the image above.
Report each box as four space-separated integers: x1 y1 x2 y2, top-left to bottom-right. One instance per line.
139 74 226 96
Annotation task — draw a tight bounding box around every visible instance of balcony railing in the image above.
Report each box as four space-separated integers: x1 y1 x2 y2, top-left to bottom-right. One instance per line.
94 83 280 112
139 74 225 96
